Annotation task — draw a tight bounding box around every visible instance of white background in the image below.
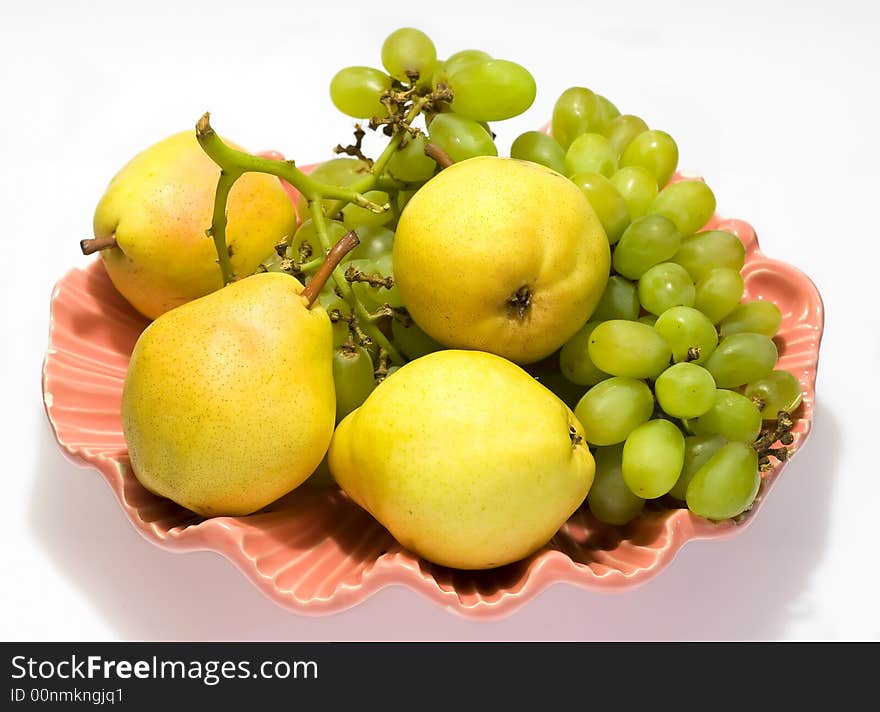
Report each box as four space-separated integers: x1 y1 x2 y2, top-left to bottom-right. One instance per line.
2 0 878 641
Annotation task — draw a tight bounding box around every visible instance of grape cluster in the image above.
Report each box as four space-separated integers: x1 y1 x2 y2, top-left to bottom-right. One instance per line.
523 85 803 524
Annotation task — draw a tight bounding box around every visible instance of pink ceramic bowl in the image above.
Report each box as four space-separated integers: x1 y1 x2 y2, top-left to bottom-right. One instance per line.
41 156 824 620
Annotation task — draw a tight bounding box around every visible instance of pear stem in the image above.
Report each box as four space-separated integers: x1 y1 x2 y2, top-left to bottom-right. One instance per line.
300 230 360 307
80 235 117 255
424 142 454 168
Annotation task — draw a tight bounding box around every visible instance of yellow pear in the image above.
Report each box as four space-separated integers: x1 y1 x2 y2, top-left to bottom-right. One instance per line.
92 130 297 320
392 156 610 364
328 349 595 569
122 269 336 517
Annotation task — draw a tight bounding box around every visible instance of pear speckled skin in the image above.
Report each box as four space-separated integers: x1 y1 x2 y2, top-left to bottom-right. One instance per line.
393 156 611 364
94 131 298 320
328 350 595 570
121 272 335 517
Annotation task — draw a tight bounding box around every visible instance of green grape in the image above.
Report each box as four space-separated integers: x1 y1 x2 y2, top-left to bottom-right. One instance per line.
569 172 629 244
622 419 685 498
443 49 492 78
342 190 393 230
373 253 403 307
588 320 672 379
638 262 696 315
349 224 395 261
744 370 804 419
387 133 437 183
655 362 717 419
449 59 537 121
329 66 392 119
720 300 783 338
649 180 716 236
397 188 417 214
588 445 645 525
653 305 718 364
603 114 649 157
668 434 727 501
612 214 681 279
704 333 778 388
427 112 497 163
590 275 639 321
381 27 437 83
317 290 352 348
620 130 679 187
564 133 618 178
510 131 566 174
638 314 658 326
672 230 746 282
694 267 744 323
296 158 369 220
690 389 763 442
574 377 654 446
333 345 376 423
291 218 348 261
595 95 621 132
559 321 610 386
551 87 603 150
609 166 658 221
347 257 400 311
391 318 444 360
686 441 760 520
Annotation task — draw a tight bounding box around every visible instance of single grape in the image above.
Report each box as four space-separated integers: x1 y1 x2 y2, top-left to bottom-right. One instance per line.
595 95 621 132
638 262 696 315
655 362 717 419
704 333 778 388
442 49 492 78
744 370 804 419
551 87 603 149
329 66 392 119
620 130 679 187
333 345 376 422
590 275 639 321
672 230 746 282
603 114 649 157
559 321 610 386
649 179 716 236
290 218 348 262
609 166 658 221
690 389 763 443
588 320 672 379
449 59 537 121
686 441 760 520
381 27 437 83
565 133 618 178
653 305 718 364
720 300 783 338
372 253 403 308
427 112 497 163
612 214 681 279
387 133 437 183
569 172 630 244
622 419 685 499
668 434 727 501
342 190 393 230
296 158 369 220
348 256 402 310
588 445 645 525
510 131 566 174
391 318 444 360
348 224 395 261
638 314 658 326
694 267 744 323
575 377 654 446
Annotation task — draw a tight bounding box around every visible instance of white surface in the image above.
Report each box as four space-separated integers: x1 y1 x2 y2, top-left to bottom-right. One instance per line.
2 0 878 641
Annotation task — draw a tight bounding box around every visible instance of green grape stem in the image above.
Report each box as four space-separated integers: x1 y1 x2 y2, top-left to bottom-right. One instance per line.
195 112 388 284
